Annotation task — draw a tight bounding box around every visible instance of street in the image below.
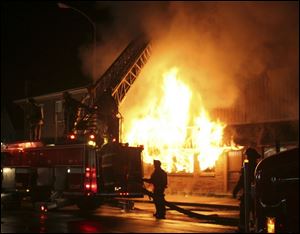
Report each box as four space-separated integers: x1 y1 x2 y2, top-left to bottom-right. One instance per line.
1 200 238 233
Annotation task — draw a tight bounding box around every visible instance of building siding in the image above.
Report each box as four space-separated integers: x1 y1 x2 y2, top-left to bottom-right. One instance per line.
14 88 88 142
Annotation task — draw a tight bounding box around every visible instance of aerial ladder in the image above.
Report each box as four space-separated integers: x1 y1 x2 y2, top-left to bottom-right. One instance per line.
73 34 152 143
93 34 151 105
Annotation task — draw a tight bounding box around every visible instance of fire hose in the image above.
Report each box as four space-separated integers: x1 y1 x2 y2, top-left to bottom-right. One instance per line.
142 187 238 226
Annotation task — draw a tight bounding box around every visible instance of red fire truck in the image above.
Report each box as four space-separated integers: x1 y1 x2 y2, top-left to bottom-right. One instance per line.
1 140 144 210
1 35 152 211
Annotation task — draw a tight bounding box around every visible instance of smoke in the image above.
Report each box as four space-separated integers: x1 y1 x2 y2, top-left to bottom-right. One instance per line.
79 1 172 81
79 2 298 126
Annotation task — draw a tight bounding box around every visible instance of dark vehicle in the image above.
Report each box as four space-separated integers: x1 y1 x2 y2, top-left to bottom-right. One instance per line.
254 147 299 233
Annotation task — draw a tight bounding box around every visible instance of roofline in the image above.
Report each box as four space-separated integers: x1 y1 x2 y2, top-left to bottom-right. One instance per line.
227 118 299 126
14 86 88 104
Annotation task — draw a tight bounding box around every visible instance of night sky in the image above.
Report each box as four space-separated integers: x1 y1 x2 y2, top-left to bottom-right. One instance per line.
1 1 112 103
1 1 117 133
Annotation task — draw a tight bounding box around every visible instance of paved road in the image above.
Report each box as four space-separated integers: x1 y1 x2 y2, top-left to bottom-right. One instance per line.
1 202 238 233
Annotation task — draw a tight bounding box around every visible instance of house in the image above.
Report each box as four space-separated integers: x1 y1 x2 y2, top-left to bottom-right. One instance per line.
14 87 88 143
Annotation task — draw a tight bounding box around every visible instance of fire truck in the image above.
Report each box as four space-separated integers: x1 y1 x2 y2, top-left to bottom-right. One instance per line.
254 147 299 233
1 34 152 211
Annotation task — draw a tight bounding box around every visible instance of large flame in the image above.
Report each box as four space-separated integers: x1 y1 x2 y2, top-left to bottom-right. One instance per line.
124 67 241 173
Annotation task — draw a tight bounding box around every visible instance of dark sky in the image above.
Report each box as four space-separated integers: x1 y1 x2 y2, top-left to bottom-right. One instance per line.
1 1 112 104
1 1 117 133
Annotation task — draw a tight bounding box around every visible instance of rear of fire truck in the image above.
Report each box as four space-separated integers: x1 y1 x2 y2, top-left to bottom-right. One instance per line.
254 147 299 233
1 140 144 211
63 140 144 210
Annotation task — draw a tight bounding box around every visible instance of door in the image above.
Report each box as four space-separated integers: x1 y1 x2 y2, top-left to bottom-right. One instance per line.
227 150 244 192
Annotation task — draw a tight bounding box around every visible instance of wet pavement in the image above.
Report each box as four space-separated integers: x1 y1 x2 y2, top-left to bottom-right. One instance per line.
1 192 240 233
131 193 239 209
1 203 238 233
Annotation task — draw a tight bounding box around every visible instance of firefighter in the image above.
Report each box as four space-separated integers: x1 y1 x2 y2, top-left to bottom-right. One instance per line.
232 147 261 232
143 160 168 219
96 88 119 142
26 98 44 141
63 91 86 135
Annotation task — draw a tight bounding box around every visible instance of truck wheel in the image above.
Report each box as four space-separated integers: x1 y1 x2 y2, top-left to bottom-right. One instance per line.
76 198 101 211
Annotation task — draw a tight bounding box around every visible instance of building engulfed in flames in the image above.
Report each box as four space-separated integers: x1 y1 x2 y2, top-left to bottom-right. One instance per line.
124 67 242 175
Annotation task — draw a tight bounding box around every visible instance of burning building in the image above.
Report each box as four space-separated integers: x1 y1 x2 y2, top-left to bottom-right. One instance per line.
119 66 246 195
118 62 298 195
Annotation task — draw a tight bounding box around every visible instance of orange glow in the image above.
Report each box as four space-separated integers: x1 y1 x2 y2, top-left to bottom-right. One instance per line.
2 141 43 152
70 134 76 140
91 183 97 192
124 67 243 173
89 134 95 139
267 217 276 233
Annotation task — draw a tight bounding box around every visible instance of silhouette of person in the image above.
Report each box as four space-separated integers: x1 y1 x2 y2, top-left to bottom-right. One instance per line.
70 85 99 133
63 91 86 135
143 160 168 219
96 88 119 142
27 98 43 141
233 147 261 232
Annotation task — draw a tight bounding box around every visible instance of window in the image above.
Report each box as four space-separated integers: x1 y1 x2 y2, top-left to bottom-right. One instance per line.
55 100 64 122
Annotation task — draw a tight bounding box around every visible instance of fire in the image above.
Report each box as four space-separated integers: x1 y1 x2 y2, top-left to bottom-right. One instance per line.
192 109 226 171
124 67 241 173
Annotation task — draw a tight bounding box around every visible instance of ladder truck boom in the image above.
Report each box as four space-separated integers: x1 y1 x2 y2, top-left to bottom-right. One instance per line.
93 34 151 105
74 34 151 143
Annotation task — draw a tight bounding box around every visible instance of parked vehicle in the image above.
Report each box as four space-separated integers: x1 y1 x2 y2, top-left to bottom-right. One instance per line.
254 147 299 233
